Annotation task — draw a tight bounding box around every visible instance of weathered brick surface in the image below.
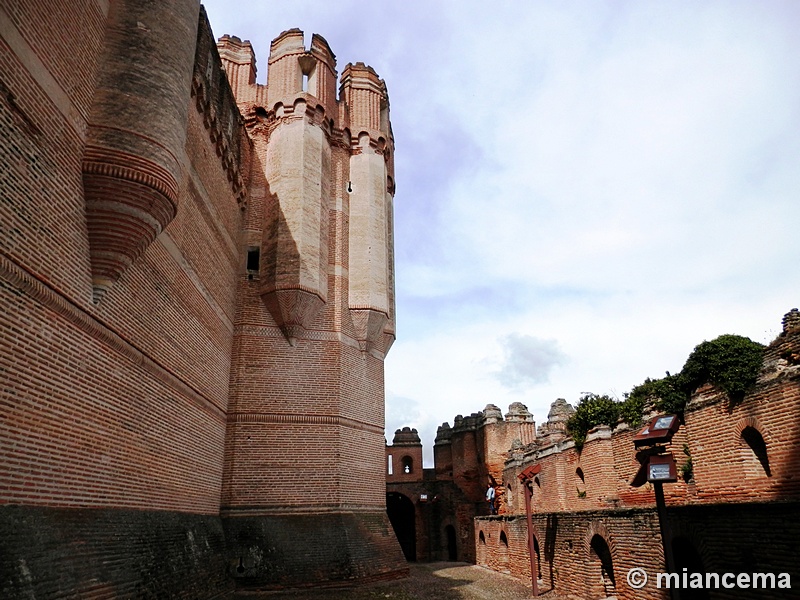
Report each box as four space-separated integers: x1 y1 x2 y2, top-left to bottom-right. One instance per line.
386 404 536 563
475 315 800 598
2 1 402 597
223 512 407 590
476 502 800 600
0 505 233 599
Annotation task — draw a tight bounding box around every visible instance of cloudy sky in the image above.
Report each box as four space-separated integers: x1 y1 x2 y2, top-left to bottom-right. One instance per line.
203 0 800 465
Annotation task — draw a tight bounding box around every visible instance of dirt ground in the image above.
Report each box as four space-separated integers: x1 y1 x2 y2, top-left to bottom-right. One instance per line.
241 562 565 600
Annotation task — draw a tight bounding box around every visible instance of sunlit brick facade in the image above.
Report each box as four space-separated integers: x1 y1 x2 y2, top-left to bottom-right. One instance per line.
0 1 404 596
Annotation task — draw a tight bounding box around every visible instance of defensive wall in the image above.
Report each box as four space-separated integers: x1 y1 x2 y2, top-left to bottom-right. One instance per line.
387 310 800 599
1 0 404 597
385 403 536 563
477 310 800 599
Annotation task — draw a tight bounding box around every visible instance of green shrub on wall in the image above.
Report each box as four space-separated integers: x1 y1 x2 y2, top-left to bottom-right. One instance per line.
680 334 765 403
567 334 765 448
566 394 618 450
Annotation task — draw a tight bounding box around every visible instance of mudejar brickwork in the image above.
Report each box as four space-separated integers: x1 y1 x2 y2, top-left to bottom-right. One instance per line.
1 1 404 597
387 311 800 599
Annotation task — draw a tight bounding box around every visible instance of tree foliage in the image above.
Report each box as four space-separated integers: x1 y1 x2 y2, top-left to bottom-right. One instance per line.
566 334 765 447
566 393 619 451
680 334 765 403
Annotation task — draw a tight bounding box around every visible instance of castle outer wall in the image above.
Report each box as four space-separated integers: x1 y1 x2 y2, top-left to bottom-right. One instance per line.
0 1 404 597
475 312 800 599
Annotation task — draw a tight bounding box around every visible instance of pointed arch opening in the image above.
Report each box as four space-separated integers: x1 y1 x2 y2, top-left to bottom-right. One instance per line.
741 426 771 477
589 534 616 597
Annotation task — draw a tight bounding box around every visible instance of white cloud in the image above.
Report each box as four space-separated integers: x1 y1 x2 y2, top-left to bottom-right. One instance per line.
495 334 567 388
203 0 800 467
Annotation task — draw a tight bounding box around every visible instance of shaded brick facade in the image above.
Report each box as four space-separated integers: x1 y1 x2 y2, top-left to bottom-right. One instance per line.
1 1 404 597
385 404 536 564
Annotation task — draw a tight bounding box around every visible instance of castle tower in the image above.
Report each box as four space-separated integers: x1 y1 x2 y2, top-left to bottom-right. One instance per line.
340 63 396 351
219 30 405 589
386 427 424 482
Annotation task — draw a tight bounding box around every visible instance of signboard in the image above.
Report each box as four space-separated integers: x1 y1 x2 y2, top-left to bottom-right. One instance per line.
646 453 677 483
633 414 681 448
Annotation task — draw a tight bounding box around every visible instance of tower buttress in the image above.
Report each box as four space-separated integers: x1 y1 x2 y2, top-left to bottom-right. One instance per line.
221 29 406 588
340 63 395 352
258 29 340 343
82 0 200 302
217 35 256 99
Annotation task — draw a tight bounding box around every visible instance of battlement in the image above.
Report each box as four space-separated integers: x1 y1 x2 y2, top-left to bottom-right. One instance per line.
217 34 257 88
392 426 423 446
504 310 800 516
265 28 338 119
340 61 390 138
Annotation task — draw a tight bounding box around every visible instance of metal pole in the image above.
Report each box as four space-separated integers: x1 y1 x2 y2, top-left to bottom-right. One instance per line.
654 482 679 600
523 481 539 597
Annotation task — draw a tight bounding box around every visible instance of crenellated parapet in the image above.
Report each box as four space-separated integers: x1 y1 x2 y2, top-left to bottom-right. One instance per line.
340 62 390 137
191 14 248 206
536 397 574 445
217 29 396 351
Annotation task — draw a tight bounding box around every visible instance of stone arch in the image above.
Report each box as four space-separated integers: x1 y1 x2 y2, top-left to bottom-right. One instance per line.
496 527 510 573
445 524 457 561
666 522 713 599
582 521 616 556
401 455 414 474
736 417 772 477
584 523 617 598
576 466 586 497
671 537 711 600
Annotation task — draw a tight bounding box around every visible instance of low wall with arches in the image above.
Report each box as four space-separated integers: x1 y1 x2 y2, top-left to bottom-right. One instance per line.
476 509 662 600
476 311 800 599
476 501 800 600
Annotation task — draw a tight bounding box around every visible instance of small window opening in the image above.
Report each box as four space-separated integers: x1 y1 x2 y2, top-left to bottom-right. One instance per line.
479 531 486 545
577 467 585 483
742 426 771 476
387 454 393 476
247 247 260 271
401 456 413 474
500 531 508 547
302 73 309 92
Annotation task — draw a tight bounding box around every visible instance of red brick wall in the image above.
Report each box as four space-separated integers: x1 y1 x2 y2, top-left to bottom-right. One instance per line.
0 0 102 301
477 502 800 600
2 2 407 595
1 0 240 517
1 3 246 597
504 324 800 515
488 319 800 599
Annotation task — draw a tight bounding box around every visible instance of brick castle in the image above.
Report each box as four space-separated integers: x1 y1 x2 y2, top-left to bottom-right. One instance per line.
387 309 800 599
1 1 404 597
